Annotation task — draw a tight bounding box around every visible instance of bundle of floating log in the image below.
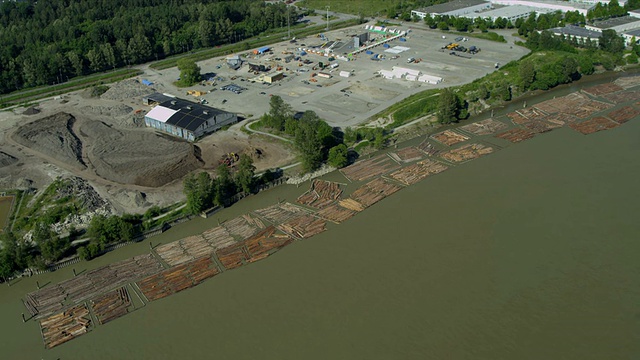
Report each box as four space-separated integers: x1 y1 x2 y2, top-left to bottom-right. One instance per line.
389 159 449 185
607 106 639 124
495 128 535 143
244 226 293 263
569 116 621 135
277 214 327 239
340 155 401 182
388 146 424 163
440 143 494 163
296 180 343 209
215 243 248 270
25 254 162 318
156 235 215 267
459 119 508 136
40 304 91 349
90 287 131 325
222 214 265 239
254 202 310 224
599 90 636 105
201 226 235 250
338 198 366 212
431 130 470 146
349 178 402 208
137 257 220 301
582 83 624 96
417 140 441 157
316 203 359 223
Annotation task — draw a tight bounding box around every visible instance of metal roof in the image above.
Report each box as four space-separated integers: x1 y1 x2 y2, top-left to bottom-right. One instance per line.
549 25 602 38
151 99 230 132
591 15 640 29
146 106 178 123
415 0 489 14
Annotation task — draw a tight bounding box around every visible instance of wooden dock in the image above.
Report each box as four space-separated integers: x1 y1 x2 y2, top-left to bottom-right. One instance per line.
388 159 449 185
296 180 343 209
340 154 401 182
417 140 442 157
39 304 91 349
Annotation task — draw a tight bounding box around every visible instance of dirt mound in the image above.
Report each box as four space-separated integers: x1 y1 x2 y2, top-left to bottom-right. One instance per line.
80 121 202 187
22 107 40 115
56 176 112 212
101 79 155 101
11 112 86 170
0 151 18 167
79 104 133 118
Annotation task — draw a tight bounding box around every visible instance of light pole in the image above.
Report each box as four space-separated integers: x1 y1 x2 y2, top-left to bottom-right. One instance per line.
326 6 330 31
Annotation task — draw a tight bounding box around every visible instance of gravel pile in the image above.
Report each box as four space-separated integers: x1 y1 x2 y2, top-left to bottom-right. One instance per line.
0 151 17 167
101 79 156 100
79 104 133 118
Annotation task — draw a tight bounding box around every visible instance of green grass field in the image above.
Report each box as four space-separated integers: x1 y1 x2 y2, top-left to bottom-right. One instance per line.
298 0 400 17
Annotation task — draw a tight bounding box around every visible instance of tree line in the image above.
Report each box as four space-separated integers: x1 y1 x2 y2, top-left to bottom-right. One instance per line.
0 0 299 94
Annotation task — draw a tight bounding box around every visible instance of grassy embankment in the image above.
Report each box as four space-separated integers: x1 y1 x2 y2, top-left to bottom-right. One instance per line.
0 68 141 109
150 18 361 71
298 0 400 17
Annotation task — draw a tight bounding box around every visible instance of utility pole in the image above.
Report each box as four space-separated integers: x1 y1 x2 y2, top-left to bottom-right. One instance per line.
326 6 330 31
288 6 291 39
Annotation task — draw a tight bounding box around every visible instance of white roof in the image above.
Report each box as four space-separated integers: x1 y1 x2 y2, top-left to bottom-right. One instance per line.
146 105 179 123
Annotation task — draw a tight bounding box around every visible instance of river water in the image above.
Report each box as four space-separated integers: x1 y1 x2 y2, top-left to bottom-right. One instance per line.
1 73 639 359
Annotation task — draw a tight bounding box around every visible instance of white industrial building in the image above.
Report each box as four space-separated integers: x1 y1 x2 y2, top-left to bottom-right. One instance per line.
549 25 603 45
463 5 541 22
411 0 491 18
489 0 595 15
586 15 640 34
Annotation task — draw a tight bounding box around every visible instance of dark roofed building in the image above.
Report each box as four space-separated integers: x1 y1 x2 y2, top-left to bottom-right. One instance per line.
144 98 237 141
549 25 602 45
143 92 175 106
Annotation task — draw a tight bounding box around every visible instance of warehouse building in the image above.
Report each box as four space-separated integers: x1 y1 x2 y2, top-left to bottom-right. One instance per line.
412 0 491 18
144 98 237 141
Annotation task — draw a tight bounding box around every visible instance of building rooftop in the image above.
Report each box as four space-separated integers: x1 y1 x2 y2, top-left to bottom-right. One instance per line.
465 5 539 19
590 15 640 29
549 25 602 38
155 99 229 132
416 0 488 14
624 28 640 37
491 0 595 10
143 92 175 105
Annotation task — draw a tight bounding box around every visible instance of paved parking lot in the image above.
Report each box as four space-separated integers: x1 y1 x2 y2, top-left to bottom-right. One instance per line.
142 21 529 128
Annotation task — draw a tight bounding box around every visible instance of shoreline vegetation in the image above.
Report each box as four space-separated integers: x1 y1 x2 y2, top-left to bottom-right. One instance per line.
19 71 640 348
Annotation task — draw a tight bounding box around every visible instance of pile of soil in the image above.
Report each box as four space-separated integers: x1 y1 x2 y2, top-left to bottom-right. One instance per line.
79 104 133 118
11 112 86 170
0 151 18 167
56 176 111 212
101 79 155 101
80 121 203 187
22 107 40 115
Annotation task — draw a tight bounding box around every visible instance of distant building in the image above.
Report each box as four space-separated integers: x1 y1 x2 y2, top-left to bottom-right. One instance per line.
226 55 242 70
549 25 602 45
411 0 491 19
586 15 640 34
263 72 285 84
144 98 237 141
463 5 540 22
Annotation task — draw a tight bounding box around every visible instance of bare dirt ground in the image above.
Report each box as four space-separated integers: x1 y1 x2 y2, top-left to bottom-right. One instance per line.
0 80 296 214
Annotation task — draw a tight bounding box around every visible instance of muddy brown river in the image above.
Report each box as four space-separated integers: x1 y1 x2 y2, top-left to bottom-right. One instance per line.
1 73 639 359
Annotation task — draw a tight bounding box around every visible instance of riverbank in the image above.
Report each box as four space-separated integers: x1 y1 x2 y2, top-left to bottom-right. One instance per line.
7 70 640 353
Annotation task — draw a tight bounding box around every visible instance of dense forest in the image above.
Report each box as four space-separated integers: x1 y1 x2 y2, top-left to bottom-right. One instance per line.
0 0 299 94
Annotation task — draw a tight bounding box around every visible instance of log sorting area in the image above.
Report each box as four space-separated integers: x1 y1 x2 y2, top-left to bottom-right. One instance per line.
24 254 163 318
459 118 508 136
340 154 401 182
441 143 494 163
431 130 470 146
24 75 640 350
